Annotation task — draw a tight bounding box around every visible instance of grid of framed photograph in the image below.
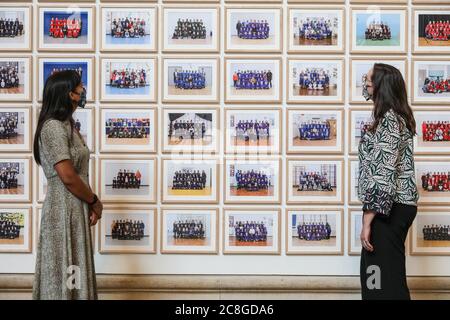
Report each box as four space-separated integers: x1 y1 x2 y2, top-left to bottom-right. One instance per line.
1 0 449 272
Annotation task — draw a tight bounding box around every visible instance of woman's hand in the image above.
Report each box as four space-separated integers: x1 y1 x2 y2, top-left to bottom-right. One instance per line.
361 211 376 252
89 211 99 226
90 199 103 220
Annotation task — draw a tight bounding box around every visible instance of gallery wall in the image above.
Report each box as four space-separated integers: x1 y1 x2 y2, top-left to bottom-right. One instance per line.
1 0 450 276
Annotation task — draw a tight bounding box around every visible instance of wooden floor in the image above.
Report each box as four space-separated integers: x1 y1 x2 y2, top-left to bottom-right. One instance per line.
293 137 336 147
230 87 274 96
0 187 24 195
168 86 212 96
0 235 23 245
231 137 272 147
417 238 450 248
418 189 450 198
298 37 336 46
167 238 208 246
418 37 450 47
106 137 150 145
230 186 274 197
0 136 24 144
231 36 275 46
229 236 272 247
167 187 212 196
292 188 336 197
169 36 213 45
294 86 337 97
417 139 450 148
291 236 336 247
0 86 24 94
168 137 211 146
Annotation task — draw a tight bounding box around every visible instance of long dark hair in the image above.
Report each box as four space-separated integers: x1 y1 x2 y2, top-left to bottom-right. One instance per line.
33 70 81 165
369 63 416 135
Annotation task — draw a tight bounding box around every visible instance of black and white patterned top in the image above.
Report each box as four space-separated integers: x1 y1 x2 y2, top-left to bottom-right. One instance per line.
358 109 419 217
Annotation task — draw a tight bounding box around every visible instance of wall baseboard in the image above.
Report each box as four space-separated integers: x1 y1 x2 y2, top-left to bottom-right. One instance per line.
1 274 450 300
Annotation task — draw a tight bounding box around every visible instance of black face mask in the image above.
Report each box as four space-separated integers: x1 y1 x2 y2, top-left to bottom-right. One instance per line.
73 87 87 108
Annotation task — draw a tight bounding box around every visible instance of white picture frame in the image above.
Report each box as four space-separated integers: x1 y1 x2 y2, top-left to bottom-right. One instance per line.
0 55 31 102
0 105 31 153
0 4 32 52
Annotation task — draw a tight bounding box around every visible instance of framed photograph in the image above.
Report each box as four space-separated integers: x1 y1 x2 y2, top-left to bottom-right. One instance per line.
414 108 450 155
0 56 31 102
99 207 156 254
37 156 95 203
162 57 219 104
0 5 32 51
73 106 95 152
100 56 157 103
286 157 344 205
162 106 219 154
286 208 343 255
100 106 157 153
100 5 157 53
224 157 281 204
413 9 450 54
288 7 345 54
410 209 450 256
37 55 95 102
350 57 407 104
350 7 407 54
349 108 373 154
225 57 281 104
348 208 363 255
0 206 31 253
287 108 344 154
348 157 361 205
223 208 280 255
161 208 218 254
0 105 31 153
0 156 31 203
162 6 219 53
38 5 95 52
287 58 344 104
415 158 450 205
412 59 450 105
99 156 157 204
224 107 281 155
225 6 282 53
161 157 219 204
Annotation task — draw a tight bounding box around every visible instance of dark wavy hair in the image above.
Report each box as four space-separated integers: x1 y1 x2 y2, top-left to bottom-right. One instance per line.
33 70 81 165
369 63 416 135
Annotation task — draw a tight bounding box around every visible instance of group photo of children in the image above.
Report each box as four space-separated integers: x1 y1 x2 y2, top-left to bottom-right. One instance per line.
235 170 269 192
298 17 333 41
110 219 145 241
48 17 82 39
297 120 331 141
424 20 450 41
235 20 270 40
232 70 272 90
0 163 18 191
105 117 150 140
423 224 450 241
0 18 24 38
296 171 333 192
171 170 207 190
296 221 332 242
421 121 450 142
0 63 20 90
0 213 21 240
233 220 268 242
110 17 146 38
422 76 450 94
421 172 450 192
109 68 147 89
365 21 391 40
0 112 19 141
172 19 207 40
111 169 142 190
234 120 271 143
173 69 206 90
168 120 206 141
298 68 330 91
172 219 205 239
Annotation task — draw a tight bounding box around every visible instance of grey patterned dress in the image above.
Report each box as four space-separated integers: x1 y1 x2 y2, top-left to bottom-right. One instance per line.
33 119 97 300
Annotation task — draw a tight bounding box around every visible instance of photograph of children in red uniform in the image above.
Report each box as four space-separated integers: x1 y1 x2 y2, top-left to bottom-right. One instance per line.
414 110 450 153
415 160 450 204
43 11 87 45
419 15 450 46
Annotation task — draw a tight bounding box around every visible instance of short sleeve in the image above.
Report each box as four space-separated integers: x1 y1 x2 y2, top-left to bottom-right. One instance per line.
40 119 72 167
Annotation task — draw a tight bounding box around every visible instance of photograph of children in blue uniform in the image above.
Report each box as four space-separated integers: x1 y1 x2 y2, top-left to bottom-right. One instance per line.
291 213 335 246
42 10 88 45
416 62 450 98
0 211 24 246
292 112 336 147
413 213 450 253
291 163 337 197
0 9 25 44
104 111 150 146
0 61 24 94
168 63 212 96
229 163 274 197
167 163 212 197
292 12 338 46
0 110 25 146
104 60 152 96
229 11 275 47
164 8 217 51
103 161 151 197
227 213 274 247
104 9 153 47
43 61 88 95
229 113 274 148
292 62 337 97
355 13 400 47
166 214 210 246
354 114 373 147
167 112 213 146
0 161 23 196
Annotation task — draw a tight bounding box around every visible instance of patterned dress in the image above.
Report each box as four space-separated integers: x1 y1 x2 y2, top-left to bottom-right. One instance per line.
33 119 97 300
358 109 419 217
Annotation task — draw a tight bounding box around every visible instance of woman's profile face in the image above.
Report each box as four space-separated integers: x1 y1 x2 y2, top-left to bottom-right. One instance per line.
69 83 84 111
366 68 374 96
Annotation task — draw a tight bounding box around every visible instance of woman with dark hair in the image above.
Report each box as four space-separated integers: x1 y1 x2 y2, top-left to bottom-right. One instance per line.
359 63 419 300
32 70 102 300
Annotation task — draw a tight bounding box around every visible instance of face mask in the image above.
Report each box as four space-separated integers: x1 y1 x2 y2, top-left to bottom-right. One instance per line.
362 75 373 101
75 87 87 108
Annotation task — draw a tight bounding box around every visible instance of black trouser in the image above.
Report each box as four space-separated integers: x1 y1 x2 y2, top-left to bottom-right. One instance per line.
360 202 417 300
